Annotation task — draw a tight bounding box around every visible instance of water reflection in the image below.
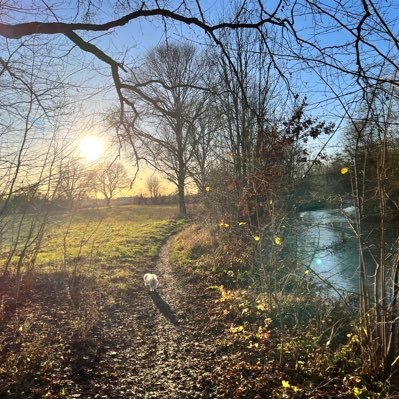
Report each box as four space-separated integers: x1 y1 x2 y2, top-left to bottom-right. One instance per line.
294 207 358 293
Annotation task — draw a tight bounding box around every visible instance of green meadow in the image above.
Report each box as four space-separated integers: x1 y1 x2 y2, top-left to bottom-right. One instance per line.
0 204 185 281
39 205 183 269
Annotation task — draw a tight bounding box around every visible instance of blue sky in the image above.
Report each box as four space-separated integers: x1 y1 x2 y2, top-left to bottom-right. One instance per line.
86 0 398 155
2 0 399 160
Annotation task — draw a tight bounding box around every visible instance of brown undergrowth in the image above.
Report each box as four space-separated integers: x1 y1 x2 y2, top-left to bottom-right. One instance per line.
170 223 394 398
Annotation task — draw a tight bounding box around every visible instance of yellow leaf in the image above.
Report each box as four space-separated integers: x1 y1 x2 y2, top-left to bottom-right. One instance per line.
253 235 260 241
205 186 211 192
282 380 291 389
230 325 244 333
341 167 349 175
256 303 266 311
274 236 282 245
238 221 247 226
304 269 310 275
219 221 229 228
296 360 305 366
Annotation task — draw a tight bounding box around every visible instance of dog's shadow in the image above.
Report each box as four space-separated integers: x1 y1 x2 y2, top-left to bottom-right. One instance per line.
149 291 179 326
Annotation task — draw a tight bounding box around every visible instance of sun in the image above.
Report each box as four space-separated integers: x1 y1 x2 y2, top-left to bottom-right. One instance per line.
79 135 104 162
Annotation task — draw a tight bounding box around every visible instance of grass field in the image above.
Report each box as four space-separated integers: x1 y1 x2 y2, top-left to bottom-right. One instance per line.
38 204 183 269
0 204 183 275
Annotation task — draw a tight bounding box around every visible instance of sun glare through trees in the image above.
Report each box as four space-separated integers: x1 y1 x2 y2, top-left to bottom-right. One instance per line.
79 135 104 163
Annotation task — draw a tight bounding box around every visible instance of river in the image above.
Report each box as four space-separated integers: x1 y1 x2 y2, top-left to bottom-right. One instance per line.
293 207 359 293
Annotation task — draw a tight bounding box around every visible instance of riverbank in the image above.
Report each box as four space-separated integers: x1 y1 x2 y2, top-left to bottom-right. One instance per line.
170 223 394 398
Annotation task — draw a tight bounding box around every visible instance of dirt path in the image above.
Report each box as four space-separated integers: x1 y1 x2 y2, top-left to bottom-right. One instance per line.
69 237 220 399
136 238 217 398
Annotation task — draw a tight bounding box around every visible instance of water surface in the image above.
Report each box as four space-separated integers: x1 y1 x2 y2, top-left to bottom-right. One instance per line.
294 207 359 293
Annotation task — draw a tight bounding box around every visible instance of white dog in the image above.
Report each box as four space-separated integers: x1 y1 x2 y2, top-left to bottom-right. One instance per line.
143 273 159 292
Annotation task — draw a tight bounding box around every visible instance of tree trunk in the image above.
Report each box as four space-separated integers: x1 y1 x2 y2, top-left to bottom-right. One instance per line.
176 113 187 217
178 177 187 216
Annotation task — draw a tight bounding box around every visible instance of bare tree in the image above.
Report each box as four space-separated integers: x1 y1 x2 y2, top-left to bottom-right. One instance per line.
124 43 212 215
0 2 397 120
95 162 128 206
0 34 80 281
343 80 399 377
0 1 398 197
57 159 94 208
145 175 161 200
188 104 221 194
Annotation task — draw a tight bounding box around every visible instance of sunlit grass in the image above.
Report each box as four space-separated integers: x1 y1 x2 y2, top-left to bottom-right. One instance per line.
170 223 217 272
1 205 184 274
40 205 182 267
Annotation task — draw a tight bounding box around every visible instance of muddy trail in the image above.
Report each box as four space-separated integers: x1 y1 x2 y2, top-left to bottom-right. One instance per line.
66 237 222 398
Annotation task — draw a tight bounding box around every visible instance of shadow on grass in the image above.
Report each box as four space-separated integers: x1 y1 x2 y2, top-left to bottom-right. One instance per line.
149 291 179 326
